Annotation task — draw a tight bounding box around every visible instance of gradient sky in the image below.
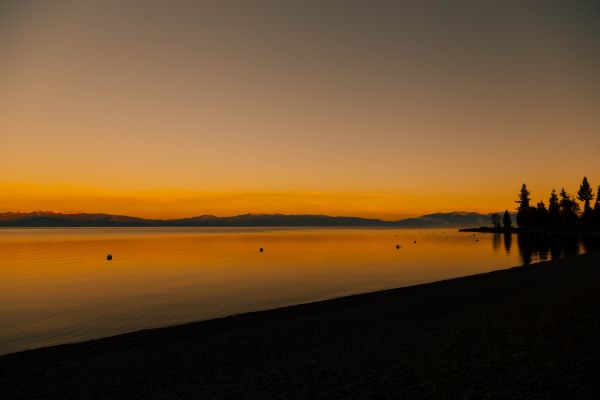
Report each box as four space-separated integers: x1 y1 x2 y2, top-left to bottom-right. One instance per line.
2 1 599 219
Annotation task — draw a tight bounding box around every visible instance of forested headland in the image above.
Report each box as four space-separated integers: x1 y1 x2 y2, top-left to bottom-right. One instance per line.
484 177 600 232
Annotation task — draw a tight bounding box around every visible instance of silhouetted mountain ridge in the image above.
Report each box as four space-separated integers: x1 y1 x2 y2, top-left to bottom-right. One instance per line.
0 211 501 228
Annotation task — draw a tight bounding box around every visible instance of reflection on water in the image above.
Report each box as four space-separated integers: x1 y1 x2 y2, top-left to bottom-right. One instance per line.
0 227 596 355
492 232 600 265
517 233 600 265
504 232 512 254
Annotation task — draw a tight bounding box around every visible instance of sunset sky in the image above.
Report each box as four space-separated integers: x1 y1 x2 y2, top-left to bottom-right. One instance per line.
2 1 599 219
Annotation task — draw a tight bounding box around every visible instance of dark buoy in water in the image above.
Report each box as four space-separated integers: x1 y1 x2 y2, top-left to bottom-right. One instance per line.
106 254 112 261
259 247 264 253
396 244 400 249
414 240 417 244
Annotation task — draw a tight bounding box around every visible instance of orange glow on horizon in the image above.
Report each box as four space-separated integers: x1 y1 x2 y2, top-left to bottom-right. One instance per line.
2 180 597 220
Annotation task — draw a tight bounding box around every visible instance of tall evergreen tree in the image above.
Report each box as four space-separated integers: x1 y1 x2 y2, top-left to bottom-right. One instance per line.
559 188 580 226
515 184 532 228
548 189 560 227
503 210 512 230
515 184 531 210
536 201 548 228
577 176 594 221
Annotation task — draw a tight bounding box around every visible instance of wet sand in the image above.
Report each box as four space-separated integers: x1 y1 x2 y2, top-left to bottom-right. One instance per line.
2 251 600 399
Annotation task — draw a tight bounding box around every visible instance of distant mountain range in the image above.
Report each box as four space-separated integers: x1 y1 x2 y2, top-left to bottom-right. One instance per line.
0 211 499 228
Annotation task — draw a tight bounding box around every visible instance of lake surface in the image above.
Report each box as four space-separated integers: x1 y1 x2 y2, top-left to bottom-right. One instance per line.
0 227 593 355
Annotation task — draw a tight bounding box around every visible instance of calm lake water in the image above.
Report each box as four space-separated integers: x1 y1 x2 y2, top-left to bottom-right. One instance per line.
0 227 593 355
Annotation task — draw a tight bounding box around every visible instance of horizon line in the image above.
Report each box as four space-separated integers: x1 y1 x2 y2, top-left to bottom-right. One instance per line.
0 209 503 222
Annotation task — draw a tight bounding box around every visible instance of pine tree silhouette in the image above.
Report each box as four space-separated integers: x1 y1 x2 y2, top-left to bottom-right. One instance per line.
577 177 594 222
548 189 560 227
536 201 548 228
503 210 512 230
515 184 532 228
559 188 580 226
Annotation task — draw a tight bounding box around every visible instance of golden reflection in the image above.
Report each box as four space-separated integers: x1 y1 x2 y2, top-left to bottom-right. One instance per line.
0 228 523 354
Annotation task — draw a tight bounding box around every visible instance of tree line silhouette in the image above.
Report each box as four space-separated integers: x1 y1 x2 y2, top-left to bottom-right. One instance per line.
492 177 600 231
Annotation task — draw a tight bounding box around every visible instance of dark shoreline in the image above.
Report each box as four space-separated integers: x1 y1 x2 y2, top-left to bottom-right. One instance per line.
3 251 600 399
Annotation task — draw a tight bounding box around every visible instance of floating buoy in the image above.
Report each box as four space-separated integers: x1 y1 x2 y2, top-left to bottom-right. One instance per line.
414 240 417 244
259 248 264 253
396 244 400 249
106 254 112 261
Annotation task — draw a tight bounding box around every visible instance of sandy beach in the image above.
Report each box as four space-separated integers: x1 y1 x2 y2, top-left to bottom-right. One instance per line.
2 250 600 399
